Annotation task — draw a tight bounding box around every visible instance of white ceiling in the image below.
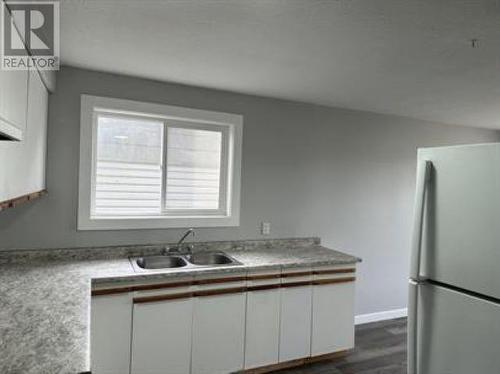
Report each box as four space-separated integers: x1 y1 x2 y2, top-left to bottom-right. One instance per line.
61 0 500 129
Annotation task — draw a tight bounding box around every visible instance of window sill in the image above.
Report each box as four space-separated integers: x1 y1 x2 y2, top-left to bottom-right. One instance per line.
77 214 239 230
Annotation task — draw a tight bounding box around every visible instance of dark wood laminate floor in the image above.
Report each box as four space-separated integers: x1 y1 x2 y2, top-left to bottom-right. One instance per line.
278 318 407 374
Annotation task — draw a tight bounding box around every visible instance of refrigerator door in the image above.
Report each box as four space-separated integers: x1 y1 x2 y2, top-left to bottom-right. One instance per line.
414 282 500 374
418 143 500 299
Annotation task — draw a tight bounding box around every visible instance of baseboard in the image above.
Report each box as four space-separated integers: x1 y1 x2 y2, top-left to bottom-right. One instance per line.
355 308 407 325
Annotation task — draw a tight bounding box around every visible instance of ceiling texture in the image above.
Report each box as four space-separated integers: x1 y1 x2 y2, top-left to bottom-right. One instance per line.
61 0 500 129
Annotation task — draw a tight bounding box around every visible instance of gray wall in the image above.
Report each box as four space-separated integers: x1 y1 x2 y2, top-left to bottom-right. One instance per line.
1 66 498 315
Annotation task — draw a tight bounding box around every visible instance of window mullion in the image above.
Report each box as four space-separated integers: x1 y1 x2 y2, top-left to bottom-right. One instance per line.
218 128 228 215
90 112 99 217
160 121 169 215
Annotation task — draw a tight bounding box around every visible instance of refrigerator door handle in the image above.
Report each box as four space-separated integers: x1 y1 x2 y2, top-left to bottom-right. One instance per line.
408 160 431 374
409 160 432 280
407 279 419 374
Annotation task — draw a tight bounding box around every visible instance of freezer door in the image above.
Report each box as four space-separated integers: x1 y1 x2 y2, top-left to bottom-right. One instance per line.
414 282 500 374
419 143 500 299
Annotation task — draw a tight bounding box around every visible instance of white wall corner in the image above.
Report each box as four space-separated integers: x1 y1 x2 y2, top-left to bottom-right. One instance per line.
355 308 408 325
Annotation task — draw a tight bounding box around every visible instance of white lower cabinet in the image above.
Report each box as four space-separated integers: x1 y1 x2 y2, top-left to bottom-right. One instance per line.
279 285 313 362
91 294 132 374
244 288 281 369
191 292 246 374
311 281 355 355
131 297 193 374
91 265 357 374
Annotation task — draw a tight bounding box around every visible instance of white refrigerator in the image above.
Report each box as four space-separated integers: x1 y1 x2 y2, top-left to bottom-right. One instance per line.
408 143 500 374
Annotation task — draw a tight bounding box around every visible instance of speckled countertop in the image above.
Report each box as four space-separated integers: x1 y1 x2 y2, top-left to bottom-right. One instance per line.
0 238 360 374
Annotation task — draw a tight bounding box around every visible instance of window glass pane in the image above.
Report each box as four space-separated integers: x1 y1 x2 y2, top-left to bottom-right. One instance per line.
165 126 222 210
94 115 163 216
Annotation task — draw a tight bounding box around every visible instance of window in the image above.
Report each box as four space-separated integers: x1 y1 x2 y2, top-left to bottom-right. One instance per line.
78 95 242 230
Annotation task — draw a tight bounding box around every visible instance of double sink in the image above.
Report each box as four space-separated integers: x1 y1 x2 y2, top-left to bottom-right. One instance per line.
130 251 243 272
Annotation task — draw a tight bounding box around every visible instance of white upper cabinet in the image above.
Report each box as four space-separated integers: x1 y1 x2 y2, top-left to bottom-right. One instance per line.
0 21 28 140
0 68 48 202
0 2 51 203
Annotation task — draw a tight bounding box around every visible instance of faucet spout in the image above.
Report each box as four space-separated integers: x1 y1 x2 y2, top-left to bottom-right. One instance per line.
177 228 195 246
164 228 195 255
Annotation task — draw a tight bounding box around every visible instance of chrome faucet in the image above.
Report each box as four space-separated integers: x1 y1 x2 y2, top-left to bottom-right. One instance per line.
164 228 195 254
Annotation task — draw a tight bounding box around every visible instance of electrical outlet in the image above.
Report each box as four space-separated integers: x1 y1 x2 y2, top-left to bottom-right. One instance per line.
261 222 271 235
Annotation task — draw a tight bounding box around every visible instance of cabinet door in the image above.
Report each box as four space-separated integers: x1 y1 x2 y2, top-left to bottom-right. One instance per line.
0 10 28 140
91 294 132 374
0 68 47 202
311 281 355 356
279 285 313 362
25 69 48 191
191 292 246 374
244 288 281 369
131 297 193 374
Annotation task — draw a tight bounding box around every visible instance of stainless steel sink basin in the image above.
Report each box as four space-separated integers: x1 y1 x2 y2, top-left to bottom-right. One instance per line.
185 252 239 266
130 251 242 272
135 255 187 270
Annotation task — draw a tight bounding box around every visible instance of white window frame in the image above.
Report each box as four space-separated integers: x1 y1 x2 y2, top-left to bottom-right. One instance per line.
78 95 242 230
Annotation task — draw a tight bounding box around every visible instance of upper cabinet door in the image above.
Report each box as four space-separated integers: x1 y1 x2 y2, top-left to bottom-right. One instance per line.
25 69 48 190
0 8 28 140
191 292 246 374
0 67 47 202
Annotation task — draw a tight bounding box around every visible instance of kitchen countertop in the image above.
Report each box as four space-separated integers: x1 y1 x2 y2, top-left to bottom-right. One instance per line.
0 238 360 374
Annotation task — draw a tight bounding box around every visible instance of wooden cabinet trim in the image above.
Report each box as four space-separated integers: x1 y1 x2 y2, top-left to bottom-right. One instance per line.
193 276 246 285
242 349 349 373
194 286 247 298
93 277 244 296
113 278 355 301
133 286 247 303
281 271 313 278
92 287 133 296
280 281 313 288
313 268 355 275
306 350 349 363
0 189 47 212
247 284 281 292
246 274 281 281
93 267 358 295
92 280 192 296
244 357 307 374
133 292 194 304
133 280 192 291
112 277 355 301
312 277 356 286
